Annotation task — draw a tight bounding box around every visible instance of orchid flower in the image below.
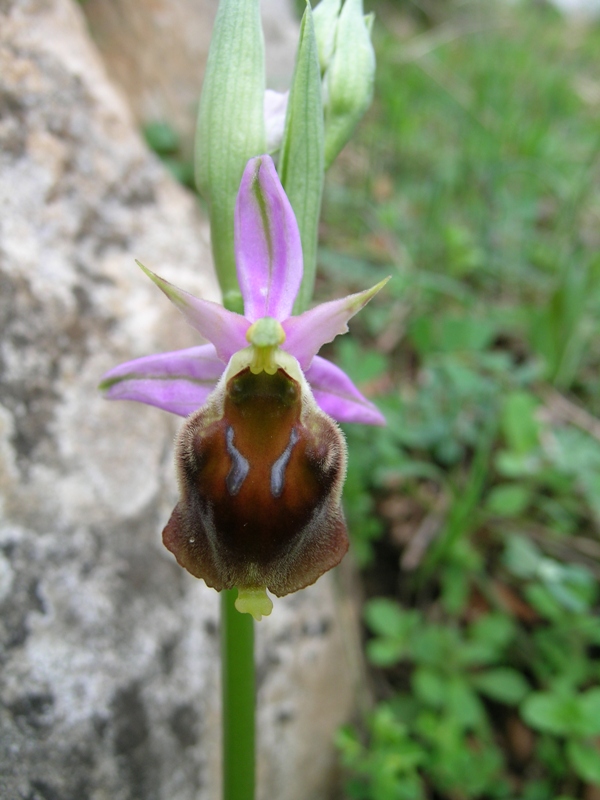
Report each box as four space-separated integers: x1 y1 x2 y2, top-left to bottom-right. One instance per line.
100 155 387 620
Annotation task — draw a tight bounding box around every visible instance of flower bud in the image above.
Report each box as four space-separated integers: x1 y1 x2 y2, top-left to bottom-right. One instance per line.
323 0 375 169
162 360 348 609
313 0 341 74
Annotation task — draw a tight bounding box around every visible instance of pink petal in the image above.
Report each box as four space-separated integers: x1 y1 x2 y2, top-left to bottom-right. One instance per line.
99 344 224 417
235 155 303 322
306 356 385 426
138 261 250 361
283 277 390 368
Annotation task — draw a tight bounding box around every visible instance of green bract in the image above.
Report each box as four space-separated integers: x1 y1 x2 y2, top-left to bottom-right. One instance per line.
279 4 325 313
195 0 266 312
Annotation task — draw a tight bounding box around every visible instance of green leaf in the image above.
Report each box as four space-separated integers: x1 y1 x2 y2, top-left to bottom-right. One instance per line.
501 391 541 455
521 692 562 735
279 3 325 314
411 624 460 669
471 668 530 705
495 450 542 478
366 637 405 668
567 739 600 785
143 121 180 155
521 779 555 800
409 314 497 356
195 0 266 303
579 687 600 737
539 559 597 613
440 564 470 615
525 583 564 621
485 484 531 517
335 724 363 762
337 339 388 384
364 599 413 638
439 315 497 352
469 613 516 654
502 535 542 579
445 677 486 730
545 427 600 522
443 224 485 277
412 667 446 708
521 691 580 736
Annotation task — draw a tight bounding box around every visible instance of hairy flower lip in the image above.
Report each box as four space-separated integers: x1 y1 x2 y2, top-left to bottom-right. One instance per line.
163 362 349 598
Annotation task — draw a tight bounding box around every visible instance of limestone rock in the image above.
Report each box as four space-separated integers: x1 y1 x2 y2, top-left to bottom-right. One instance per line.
0 1 359 798
82 0 301 155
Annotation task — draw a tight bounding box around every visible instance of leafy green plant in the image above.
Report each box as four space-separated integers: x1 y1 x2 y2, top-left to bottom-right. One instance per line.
336 707 426 800
327 4 600 797
365 600 526 702
521 688 600 784
353 600 524 798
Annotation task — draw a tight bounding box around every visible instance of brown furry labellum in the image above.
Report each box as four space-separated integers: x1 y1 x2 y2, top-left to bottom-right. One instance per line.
162 359 349 598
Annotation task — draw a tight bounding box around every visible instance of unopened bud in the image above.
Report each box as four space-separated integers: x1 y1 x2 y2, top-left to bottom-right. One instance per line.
323 0 375 169
313 0 341 74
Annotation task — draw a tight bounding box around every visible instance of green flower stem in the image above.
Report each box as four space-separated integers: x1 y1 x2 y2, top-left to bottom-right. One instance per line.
222 589 255 800
220 306 256 799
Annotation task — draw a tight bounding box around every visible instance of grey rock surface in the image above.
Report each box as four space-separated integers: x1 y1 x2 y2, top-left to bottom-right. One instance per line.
0 1 360 798
82 0 300 155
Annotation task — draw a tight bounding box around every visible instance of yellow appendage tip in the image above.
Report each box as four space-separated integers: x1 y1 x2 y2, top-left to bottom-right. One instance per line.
235 587 273 621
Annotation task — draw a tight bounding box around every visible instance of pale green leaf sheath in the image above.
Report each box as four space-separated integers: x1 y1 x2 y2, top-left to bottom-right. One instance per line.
279 3 326 313
195 0 266 309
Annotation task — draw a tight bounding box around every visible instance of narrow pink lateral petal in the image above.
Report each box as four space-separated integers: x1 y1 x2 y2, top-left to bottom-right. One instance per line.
306 356 386 426
99 344 224 417
235 156 303 322
138 261 250 361
283 277 390 369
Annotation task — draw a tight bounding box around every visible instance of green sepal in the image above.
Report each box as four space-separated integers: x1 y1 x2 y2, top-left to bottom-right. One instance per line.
323 0 375 169
312 0 341 74
279 2 325 314
195 0 266 300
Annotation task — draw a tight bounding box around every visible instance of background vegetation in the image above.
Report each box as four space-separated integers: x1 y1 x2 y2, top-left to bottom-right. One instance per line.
322 2 600 798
